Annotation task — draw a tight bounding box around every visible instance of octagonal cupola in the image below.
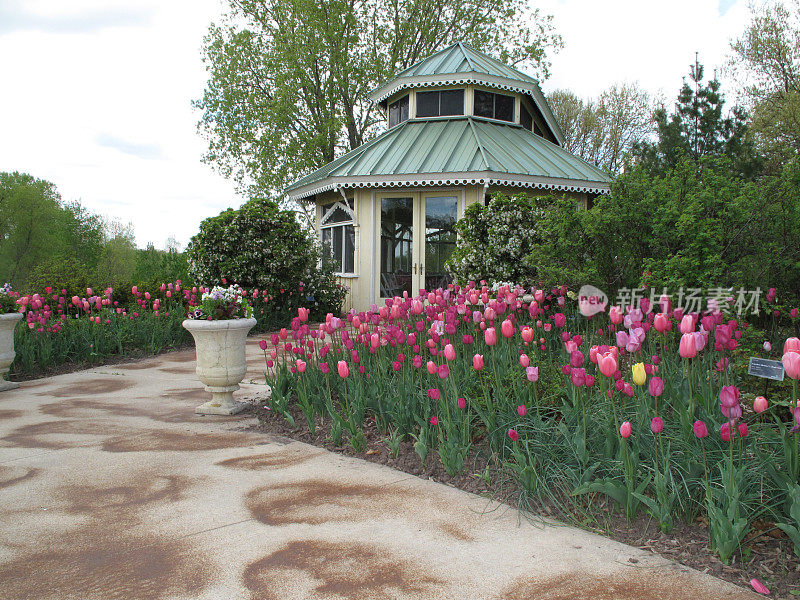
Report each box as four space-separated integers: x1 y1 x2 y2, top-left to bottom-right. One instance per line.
369 42 565 145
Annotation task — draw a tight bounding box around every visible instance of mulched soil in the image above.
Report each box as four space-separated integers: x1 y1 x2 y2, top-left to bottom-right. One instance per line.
252 402 800 599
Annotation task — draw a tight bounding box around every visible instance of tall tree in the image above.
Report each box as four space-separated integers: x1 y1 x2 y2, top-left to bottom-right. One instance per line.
547 82 653 174
195 0 562 204
729 0 800 168
633 56 757 177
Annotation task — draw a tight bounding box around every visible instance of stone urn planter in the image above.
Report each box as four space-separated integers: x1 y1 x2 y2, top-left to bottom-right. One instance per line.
0 312 23 392
182 317 257 415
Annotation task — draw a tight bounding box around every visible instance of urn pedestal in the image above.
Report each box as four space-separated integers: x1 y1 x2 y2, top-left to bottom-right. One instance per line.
182 317 256 415
0 312 23 392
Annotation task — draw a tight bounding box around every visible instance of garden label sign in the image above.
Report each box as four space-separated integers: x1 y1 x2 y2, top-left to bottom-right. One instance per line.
748 357 785 381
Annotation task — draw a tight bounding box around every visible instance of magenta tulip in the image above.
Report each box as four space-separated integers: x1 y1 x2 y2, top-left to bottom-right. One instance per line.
648 376 664 397
693 420 709 439
650 416 664 434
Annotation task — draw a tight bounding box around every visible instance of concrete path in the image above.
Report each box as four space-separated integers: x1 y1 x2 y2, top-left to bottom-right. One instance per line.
0 338 759 600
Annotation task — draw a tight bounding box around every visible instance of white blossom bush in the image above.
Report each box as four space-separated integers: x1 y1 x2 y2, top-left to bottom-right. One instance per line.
447 193 545 285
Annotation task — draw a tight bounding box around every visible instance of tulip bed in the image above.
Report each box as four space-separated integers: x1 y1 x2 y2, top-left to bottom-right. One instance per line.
7 281 311 377
262 284 800 572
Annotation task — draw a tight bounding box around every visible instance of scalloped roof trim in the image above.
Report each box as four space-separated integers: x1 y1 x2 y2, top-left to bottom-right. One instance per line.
287 176 611 202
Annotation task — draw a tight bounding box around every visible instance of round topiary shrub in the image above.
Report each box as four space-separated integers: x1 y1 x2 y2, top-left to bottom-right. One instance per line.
186 198 345 319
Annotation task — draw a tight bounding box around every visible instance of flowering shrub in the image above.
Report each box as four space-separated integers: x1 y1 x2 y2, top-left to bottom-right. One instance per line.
186 198 345 319
447 193 545 285
190 285 253 320
0 283 19 314
262 283 800 567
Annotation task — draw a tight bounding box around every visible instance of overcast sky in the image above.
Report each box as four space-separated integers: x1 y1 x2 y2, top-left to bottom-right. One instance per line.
0 0 754 250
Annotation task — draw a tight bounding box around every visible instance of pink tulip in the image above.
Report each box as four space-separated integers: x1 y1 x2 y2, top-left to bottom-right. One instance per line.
620 421 632 438
785 337 800 354
517 404 527 417
508 428 519 441
426 361 437 375
782 351 800 379
526 366 539 382
763 341 771 352
679 315 694 334
521 326 534 343
650 416 664 434
295 359 307 373
753 396 768 413
437 364 449 379
720 422 732 442
337 360 349 378
412 299 423 314
553 313 566 328
609 306 623 325
444 344 456 361
679 333 697 358
457 397 466 410
519 353 530 368
473 354 484 371
259 339 268 350
484 327 497 346
298 307 309 321
430 416 439 426
597 352 618 377
653 313 669 333
692 331 707 352
750 578 770 595
501 318 514 338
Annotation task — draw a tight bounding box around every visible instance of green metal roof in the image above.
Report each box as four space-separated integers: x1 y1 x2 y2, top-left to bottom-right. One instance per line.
393 42 539 85
284 117 610 201
368 42 565 146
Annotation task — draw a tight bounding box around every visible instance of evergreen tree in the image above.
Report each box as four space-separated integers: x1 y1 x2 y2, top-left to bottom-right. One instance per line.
633 55 759 177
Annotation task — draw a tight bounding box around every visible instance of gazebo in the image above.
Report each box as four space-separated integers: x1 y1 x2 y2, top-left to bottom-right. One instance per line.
284 42 611 312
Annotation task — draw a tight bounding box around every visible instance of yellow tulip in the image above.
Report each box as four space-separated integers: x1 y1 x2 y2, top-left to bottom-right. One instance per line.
632 362 647 386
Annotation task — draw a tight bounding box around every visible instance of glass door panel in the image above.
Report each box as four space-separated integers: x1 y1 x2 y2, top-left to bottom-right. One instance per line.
423 196 457 291
380 197 414 298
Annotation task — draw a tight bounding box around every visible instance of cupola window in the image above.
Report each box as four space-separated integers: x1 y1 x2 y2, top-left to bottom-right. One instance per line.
474 90 514 122
388 94 409 127
520 104 533 131
416 89 464 117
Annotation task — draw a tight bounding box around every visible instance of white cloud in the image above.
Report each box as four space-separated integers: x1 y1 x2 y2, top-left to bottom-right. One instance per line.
0 0 242 250
538 0 752 103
